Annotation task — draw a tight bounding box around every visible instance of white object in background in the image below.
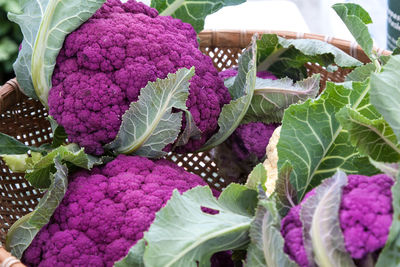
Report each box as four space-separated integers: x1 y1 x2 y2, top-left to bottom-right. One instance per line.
204 1 309 33
291 0 387 48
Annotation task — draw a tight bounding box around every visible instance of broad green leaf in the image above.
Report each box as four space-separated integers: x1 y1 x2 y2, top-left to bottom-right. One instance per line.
246 163 267 191
6 159 68 258
198 36 257 151
8 0 105 105
300 171 356 267
345 63 376 82
0 133 44 154
0 154 29 172
275 161 297 217
140 184 257 267
151 0 245 33
106 67 194 158
243 74 320 124
25 143 102 188
370 55 400 141
256 34 362 81
277 81 378 199
174 110 202 147
246 198 299 267
336 107 400 162
47 116 67 147
332 3 373 59
368 158 399 179
114 239 146 267
376 169 400 266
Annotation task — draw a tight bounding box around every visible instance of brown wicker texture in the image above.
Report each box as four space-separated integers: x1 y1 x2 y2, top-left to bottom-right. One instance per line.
0 30 389 247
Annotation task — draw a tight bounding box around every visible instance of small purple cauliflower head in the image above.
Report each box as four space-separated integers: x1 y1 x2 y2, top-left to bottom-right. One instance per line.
280 190 315 267
49 0 231 155
340 174 393 259
230 122 279 161
22 155 209 267
281 174 394 266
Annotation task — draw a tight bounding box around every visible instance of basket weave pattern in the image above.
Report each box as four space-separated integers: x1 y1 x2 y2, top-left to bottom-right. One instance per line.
0 30 378 245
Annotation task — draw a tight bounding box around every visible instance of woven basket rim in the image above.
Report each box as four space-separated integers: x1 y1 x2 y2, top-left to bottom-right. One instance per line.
198 29 391 64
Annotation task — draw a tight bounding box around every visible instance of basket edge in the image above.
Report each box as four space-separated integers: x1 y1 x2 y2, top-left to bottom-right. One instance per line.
0 78 23 114
198 29 391 64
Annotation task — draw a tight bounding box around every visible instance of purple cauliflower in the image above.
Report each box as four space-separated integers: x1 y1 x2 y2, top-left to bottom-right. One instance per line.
281 174 394 266
48 0 231 155
218 69 279 161
212 121 280 184
22 155 214 267
230 122 279 161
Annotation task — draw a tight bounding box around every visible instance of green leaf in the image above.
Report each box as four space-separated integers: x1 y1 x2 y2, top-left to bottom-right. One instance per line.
336 107 400 162
0 133 44 154
138 184 257 267
8 0 105 105
6 158 68 258
368 158 399 179
275 161 297 217
47 116 67 148
114 239 146 267
246 198 299 267
256 34 362 81
243 74 320 124
174 110 202 148
106 67 194 158
246 163 267 191
198 35 257 151
151 0 245 33
376 168 400 266
0 154 29 172
345 63 376 82
370 55 400 142
26 144 102 188
332 3 373 59
300 171 356 267
277 81 379 200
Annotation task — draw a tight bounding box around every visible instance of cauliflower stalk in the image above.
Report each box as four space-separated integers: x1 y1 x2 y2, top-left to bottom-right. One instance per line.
263 125 281 197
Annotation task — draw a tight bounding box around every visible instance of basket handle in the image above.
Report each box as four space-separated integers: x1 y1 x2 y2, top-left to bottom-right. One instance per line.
0 79 24 114
0 247 26 267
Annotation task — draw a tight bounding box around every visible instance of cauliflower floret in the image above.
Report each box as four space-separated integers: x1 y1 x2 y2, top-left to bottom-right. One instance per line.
22 155 209 267
49 0 231 155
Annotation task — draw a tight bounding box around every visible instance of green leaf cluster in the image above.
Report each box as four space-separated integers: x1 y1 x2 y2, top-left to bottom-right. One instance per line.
6 159 68 259
151 0 245 33
0 0 22 84
256 34 362 81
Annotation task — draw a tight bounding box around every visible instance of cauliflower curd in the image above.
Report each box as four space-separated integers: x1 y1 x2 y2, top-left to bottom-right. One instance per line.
49 0 230 155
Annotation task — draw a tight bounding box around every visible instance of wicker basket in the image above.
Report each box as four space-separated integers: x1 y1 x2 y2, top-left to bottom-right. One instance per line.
0 30 389 257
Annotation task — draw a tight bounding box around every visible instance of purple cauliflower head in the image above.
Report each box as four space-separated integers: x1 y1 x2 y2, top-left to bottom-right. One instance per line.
280 174 394 266
231 122 279 161
22 155 209 267
48 0 231 155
